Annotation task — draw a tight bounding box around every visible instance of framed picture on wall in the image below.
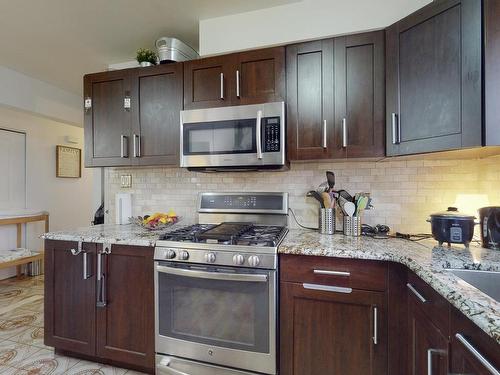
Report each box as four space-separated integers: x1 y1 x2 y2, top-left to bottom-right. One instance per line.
56 145 81 178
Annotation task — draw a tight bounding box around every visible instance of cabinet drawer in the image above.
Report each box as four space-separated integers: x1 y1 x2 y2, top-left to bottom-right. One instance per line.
279 254 387 291
407 272 450 334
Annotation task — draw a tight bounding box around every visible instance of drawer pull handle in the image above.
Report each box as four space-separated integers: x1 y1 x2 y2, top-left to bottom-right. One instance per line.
303 283 352 294
427 348 446 375
373 306 378 345
407 283 427 303
314 269 350 277
455 334 500 375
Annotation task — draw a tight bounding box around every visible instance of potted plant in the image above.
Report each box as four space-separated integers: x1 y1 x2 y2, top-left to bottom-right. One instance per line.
136 48 157 67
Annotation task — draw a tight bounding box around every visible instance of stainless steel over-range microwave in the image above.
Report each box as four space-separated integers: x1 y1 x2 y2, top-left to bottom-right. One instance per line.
180 102 285 170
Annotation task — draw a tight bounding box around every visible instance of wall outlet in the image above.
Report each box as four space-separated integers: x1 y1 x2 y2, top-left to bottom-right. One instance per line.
120 174 132 188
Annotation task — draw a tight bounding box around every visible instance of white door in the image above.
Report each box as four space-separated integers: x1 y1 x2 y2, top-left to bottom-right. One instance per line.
0 129 26 209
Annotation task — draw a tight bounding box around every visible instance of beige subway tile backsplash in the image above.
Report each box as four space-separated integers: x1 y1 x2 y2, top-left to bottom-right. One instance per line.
104 155 500 234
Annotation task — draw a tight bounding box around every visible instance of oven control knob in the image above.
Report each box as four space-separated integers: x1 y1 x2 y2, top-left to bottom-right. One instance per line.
248 255 260 267
164 249 176 259
205 252 216 263
232 254 245 265
178 250 189 260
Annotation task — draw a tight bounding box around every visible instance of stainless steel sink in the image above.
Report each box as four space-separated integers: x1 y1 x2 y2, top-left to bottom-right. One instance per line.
446 269 500 302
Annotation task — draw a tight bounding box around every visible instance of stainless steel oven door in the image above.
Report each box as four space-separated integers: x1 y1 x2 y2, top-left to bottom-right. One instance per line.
154 261 277 375
180 101 285 168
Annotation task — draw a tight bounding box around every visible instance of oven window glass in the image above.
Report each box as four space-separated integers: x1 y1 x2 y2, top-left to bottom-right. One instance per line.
158 264 271 353
183 119 256 155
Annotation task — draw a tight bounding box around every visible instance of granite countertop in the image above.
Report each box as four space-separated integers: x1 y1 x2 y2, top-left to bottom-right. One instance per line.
41 223 186 247
280 229 500 344
42 224 500 344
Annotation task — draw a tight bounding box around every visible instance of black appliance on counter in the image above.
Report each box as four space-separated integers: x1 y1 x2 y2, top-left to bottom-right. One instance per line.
479 206 500 249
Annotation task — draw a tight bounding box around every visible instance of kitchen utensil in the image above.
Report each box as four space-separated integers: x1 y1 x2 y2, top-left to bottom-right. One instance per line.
321 192 332 209
478 206 500 249
317 181 329 194
326 171 335 191
427 207 476 247
355 196 369 215
307 191 325 208
319 208 335 235
338 190 354 202
344 202 356 217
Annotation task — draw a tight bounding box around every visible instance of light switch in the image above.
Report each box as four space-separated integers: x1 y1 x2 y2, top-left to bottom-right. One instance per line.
120 174 132 188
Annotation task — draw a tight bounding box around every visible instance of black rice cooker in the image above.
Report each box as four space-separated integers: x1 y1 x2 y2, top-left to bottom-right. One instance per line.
427 207 476 247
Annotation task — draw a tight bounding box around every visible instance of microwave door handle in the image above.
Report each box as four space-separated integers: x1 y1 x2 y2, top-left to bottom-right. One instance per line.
256 110 263 160
156 265 268 282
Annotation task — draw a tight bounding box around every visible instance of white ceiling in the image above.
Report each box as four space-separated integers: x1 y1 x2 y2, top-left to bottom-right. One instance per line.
0 0 297 95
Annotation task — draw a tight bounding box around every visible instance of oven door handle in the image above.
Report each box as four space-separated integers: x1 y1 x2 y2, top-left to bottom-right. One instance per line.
156 265 268 282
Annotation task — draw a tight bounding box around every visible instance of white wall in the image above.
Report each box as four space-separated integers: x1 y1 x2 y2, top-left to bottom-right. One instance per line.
199 0 432 56
0 106 95 279
0 66 82 126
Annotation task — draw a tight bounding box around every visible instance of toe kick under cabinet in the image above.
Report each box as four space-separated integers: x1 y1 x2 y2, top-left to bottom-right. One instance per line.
44 240 155 373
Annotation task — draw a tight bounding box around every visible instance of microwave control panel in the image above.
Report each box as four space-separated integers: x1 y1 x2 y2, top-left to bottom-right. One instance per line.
263 117 281 152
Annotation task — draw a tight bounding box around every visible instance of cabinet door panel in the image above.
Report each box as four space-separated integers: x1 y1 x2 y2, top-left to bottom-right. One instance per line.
280 282 387 375
184 56 235 109
237 47 285 105
386 0 482 156
84 71 132 167
408 298 449 375
44 240 96 355
133 64 183 165
335 31 385 158
96 245 154 372
287 40 343 160
400 5 461 141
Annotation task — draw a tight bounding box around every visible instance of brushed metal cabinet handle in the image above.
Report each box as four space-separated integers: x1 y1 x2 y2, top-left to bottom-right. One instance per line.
455 334 500 375
314 269 351 277
391 113 400 145
427 349 446 375
133 134 141 158
303 283 352 294
342 118 347 148
120 135 128 158
322 120 327 149
220 73 224 100
407 283 427 303
236 70 240 98
256 110 263 160
82 251 91 280
373 306 378 345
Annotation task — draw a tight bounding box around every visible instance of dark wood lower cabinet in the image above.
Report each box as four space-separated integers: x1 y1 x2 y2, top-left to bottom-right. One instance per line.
44 240 97 356
96 244 155 370
44 240 155 373
408 298 449 375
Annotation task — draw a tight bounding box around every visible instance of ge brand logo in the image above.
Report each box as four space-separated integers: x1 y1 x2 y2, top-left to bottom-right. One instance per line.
208 349 214 356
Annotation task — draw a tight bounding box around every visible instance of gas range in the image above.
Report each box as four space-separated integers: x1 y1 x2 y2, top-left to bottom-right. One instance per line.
154 192 289 270
154 192 288 375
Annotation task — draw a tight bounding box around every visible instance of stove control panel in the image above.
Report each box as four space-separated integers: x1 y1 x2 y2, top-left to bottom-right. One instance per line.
154 247 276 270
199 192 288 214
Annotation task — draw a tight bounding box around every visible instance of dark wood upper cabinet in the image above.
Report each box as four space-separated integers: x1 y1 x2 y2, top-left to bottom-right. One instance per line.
335 31 385 158
386 0 482 156
235 47 285 105
96 244 155 372
286 39 343 160
184 47 285 109
485 0 500 146
131 64 183 165
183 55 235 109
84 70 133 167
44 240 97 356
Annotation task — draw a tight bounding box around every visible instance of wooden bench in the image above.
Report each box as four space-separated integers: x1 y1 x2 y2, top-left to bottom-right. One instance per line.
0 213 49 278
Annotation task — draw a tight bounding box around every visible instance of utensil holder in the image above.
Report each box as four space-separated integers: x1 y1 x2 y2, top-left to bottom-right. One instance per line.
343 216 361 236
319 208 335 235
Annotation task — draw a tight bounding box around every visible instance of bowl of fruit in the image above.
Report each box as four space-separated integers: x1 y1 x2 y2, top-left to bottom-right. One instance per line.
130 212 179 230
